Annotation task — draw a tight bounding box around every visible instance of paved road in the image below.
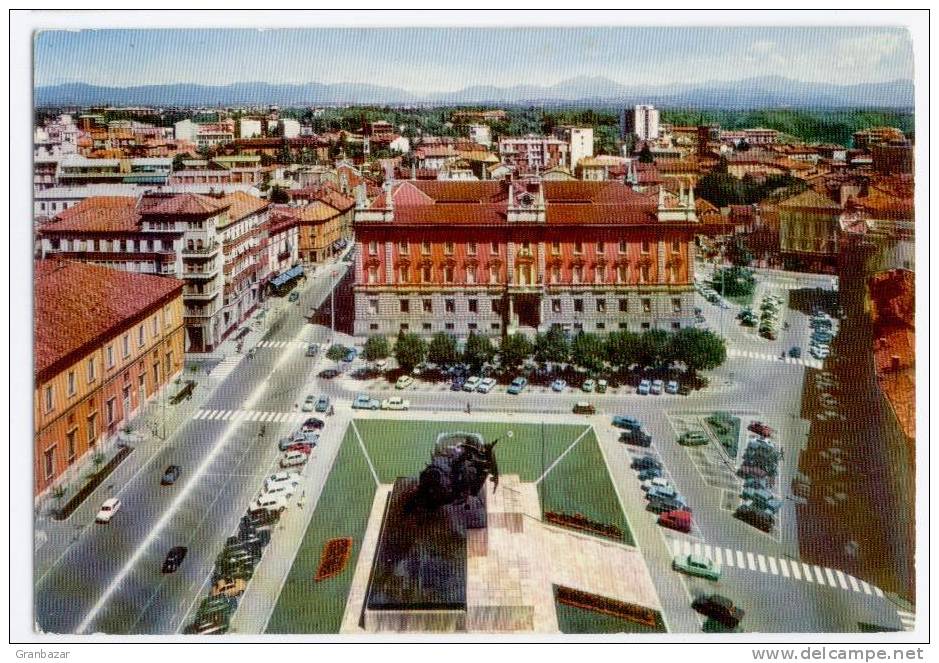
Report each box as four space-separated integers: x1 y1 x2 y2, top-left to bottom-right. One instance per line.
34 263 350 635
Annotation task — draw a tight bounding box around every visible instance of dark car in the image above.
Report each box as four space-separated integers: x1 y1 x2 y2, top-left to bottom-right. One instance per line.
735 504 775 532
612 415 641 431
301 417 325 431
195 596 237 621
305 344 319 357
637 467 663 481
451 376 466 391
318 368 340 379
620 429 652 447
161 465 181 485
631 455 663 471
788 346 802 359
647 495 691 514
343 348 358 363
185 614 230 635
692 594 745 629
162 546 188 573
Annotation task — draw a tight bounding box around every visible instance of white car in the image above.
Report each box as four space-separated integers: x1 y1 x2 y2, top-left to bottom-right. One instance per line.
641 477 673 493
250 493 288 514
260 482 296 500
95 497 121 524
476 377 497 393
395 375 414 389
651 379 665 395
810 346 831 359
280 450 308 468
301 395 316 412
582 379 596 393
463 376 481 392
381 396 410 410
265 472 301 493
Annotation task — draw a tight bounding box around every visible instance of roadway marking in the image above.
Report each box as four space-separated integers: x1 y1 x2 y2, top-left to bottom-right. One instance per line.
860 580 873 595
713 547 722 566
767 557 778 575
790 561 801 580
724 548 735 568
824 567 837 587
813 566 826 584
835 569 849 590
778 558 790 578
874 586 884 597
803 563 815 583
897 610 915 631
736 551 746 567
726 347 823 369
349 420 380 486
534 426 592 485
747 552 757 570
757 554 767 573
848 574 860 593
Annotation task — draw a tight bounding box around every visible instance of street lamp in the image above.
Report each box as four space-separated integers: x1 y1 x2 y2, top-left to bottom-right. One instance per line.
330 269 339 344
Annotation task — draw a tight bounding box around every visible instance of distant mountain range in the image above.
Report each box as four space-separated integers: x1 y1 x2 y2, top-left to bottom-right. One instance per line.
34 75 914 109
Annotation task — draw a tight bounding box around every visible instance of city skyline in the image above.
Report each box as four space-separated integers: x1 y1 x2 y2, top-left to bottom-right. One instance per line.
35 26 913 91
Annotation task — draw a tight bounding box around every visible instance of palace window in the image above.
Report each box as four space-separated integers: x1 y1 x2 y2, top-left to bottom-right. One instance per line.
594 265 603 283
87 358 96 383
399 300 410 313
640 264 651 283
467 242 477 256
66 428 77 464
642 298 652 313
466 266 477 284
671 239 681 253
619 299 628 312
87 412 97 444
421 266 432 283
44 385 54 413
445 299 455 313
550 266 560 284
444 242 454 255
551 242 561 255
43 446 56 481
490 242 499 254
641 240 651 254
596 299 607 313
443 266 454 283
618 240 627 254
67 371 76 397
106 397 116 424
398 241 409 254
468 299 478 314
368 241 378 255
138 324 145 347
596 242 604 255
398 265 408 282
422 299 433 313
489 264 499 283
368 299 378 315
573 241 583 255
421 241 432 255
367 266 378 284
672 298 682 313
573 299 584 313
572 266 582 284
551 299 561 313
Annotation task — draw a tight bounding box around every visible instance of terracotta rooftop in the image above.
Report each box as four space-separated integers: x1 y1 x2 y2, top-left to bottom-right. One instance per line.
34 260 183 380
868 269 915 440
779 188 843 211
44 196 141 234
137 191 230 217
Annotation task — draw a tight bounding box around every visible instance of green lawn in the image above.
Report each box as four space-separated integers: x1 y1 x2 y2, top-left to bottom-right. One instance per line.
267 418 633 633
705 412 741 459
265 426 376 634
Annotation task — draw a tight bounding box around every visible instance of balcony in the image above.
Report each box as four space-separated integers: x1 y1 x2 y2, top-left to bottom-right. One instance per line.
181 241 220 257
183 267 219 280
182 288 219 301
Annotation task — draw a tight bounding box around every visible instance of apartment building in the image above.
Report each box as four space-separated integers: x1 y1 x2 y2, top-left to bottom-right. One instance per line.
34 260 185 496
498 135 570 175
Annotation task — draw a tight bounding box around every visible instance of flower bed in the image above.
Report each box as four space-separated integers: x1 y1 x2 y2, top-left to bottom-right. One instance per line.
545 511 623 542
52 445 133 520
314 537 353 582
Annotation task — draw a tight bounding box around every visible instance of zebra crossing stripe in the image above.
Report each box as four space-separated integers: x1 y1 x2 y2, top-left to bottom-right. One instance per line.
693 542 703 557
790 561 801 580
725 548 735 568
713 547 722 566
205 411 218 420
874 586 884 597
835 570 849 590
813 566 826 584
778 559 790 578
670 538 683 556
193 410 205 420
736 551 746 568
702 544 712 559
848 575 860 592
824 568 837 587
768 557 778 575
803 563 815 583
683 540 692 556
746 552 757 570
860 580 873 595
757 555 767 573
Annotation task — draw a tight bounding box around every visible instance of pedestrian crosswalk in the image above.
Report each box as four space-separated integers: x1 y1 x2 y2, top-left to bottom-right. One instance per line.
727 347 823 369
209 355 243 381
665 535 884 597
255 340 309 349
192 408 309 424
897 609 915 631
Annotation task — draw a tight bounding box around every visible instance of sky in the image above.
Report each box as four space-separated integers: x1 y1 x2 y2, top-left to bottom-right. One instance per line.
34 26 913 92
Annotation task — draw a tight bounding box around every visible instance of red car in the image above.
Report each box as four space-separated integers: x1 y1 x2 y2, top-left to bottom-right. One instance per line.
286 443 314 455
748 421 775 438
658 509 693 533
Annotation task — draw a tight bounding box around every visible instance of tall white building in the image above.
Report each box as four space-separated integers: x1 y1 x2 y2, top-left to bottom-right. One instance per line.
622 105 660 141
468 124 492 147
556 127 594 171
239 118 263 139
280 118 301 139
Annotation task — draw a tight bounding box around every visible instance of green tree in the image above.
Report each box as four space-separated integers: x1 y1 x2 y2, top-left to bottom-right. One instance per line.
363 335 390 363
638 329 671 369
670 327 726 377
427 332 460 367
710 266 755 297
499 334 534 372
533 326 570 366
269 185 289 204
172 153 187 171
463 331 495 372
570 332 607 374
726 237 754 268
638 143 654 163
605 329 643 371
393 331 427 373
326 344 347 361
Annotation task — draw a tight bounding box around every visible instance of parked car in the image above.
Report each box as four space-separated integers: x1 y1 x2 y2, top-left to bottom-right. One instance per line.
396 375 415 389
646 485 683 503
738 464 770 480
810 346 831 359
658 509 693 533
318 368 340 379
305 344 319 357
596 379 608 393
343 348 358 363
665 380 679 395
672 554 721 581
450 376 466 391
620 428 652 447
641 476 672 492
743 477 770 491
278 433 318 451
550 379 568 392
693 594 745 629
477 377 497 393
650 379 665 395
352 394 380 410
612 415 641 430
211 577 247 599
301 395 317 412
286 442 314 456
161 464 181 485
747 421 775 438
788 346 802 359
381 396 410 410
678 431 709 446
265 472 301 493
637 467 664 482
162 546 188 573
288 291 300 302
759 328 778 340
582 378 596 393
637 379 651 395
279 451 307 469
95 497 121 524
631 455 663 471
185 614 230 635
314 395 330 412
648 495 691 514
462 376 482 392
251 493 289 513
507 377 528 395
573 401 596 415
735 504 775 532
301 417 325 431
